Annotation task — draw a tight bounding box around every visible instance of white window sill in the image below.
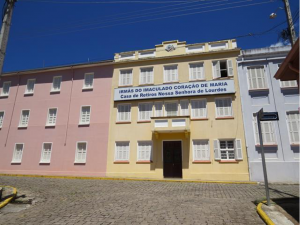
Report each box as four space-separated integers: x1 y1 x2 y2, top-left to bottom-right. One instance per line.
0 94 9 97
139 83 154 86
50 90 60 93
74 161 86 164
79 123 90 126
18 125 28 128
45 124 56 127
118 84 133 87
189 79 206 82
82 87 93 90
39 161 50 164
11 161 21 163
280 86 298 89
163 81 179 84
24 92 34 95
249 88 269 92
116 121 131 124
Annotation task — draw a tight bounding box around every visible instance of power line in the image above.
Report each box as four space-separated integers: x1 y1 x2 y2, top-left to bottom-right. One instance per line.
14 0 275 39
19 0 203 4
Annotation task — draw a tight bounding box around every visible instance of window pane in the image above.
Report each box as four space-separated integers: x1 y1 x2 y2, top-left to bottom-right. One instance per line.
193 140 209 160
248 67 267 89
165 102 178 116
52 77 62 91
138 141 152 161
81 106 91 124
120 70 132 86
0 111 4 127
84 74 94 88
115 142 130 161
191 99 206 118
1 81 11 96
118 104 131 122
139 103 152 121
216 98 232 117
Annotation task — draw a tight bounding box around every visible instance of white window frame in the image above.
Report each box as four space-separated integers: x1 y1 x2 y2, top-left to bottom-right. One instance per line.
40 142 53 163
286 111 299 145
191 99 207 119
277 64 297 88
180 99 189 116
137 141 153 161
83 72 94 90
115 141 130 161
139 67 154 85
1 81 11 97
117 104 131 122
19 109 30 128
189 62 205 81
75 141 88 163
119 69 133 86
46 108 58 126
247 66 268 90
79 105 91 125
192 140 210 161
164 101 178 117
253 115 277 145
25 79 36 95
219 140 236 160
12 143 24 163
51 76 62 93
163 65 178 83
215 97 233 118
212 59 233 79
0 111 4 128
138 102 153 122
154 102 163 117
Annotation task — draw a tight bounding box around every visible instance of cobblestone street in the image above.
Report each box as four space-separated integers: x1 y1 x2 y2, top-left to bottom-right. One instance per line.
0 176 299 225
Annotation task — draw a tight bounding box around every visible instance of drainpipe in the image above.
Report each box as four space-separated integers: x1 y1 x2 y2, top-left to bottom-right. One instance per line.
64 66 74 146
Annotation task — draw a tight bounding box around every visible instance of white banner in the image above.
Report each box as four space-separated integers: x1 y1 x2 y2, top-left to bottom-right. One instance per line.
114 79 235 101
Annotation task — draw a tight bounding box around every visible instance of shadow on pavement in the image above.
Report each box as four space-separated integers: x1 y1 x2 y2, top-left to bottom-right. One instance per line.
272 197 299 223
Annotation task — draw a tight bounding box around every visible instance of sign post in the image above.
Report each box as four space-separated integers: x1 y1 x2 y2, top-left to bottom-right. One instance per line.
257 108 279 206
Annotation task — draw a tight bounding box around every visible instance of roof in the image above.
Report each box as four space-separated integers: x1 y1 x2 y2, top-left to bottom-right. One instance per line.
274 38 299 82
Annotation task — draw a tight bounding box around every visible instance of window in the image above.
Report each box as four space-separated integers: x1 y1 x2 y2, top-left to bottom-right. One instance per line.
191 99 206 119
75 142 87 163
247 67 268 90
40 143 52 163
0 111 4 128
46 108 57 126
80 106 91 125
154 102 163 117
189 63 204 81
164 65 178 83
280 80 298 88
212 60 233 78
117 104 131 122
115 141 130 161
25 79 35 94
286 112 299 144
51 76 62 92
180 100 189 116
83 73 94 89
253 115 276 145
214 139 242 161
215 98 232 118
19 110 30 127
138 103 152 121
140 68 153 85
193 140 210 161
12 143 24 163
1 81 11 96
119 70 133 86
165 102 178 116
137 141 152 161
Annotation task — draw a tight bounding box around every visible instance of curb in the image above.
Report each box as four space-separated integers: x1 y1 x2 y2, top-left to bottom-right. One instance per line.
257 200 275 225
0 186 17 209
0 173 257 184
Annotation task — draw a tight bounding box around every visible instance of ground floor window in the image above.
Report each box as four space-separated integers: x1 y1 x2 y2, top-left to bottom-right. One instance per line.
220 140 235 160
40 143 52 163
75 142 87 163
12 143 24 163
137 141 152 161
214 139 243 161
115 141 130 161
193 140 209 160
286 111 299 144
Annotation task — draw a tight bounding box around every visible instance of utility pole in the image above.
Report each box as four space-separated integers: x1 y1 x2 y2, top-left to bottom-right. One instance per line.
283 0 297 45
0 0 17 75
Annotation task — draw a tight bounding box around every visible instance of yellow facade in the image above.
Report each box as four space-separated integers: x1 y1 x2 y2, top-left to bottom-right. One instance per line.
107 40 250 181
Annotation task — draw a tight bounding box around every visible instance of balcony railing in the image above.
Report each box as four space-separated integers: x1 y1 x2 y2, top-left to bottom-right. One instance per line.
151 116 190 138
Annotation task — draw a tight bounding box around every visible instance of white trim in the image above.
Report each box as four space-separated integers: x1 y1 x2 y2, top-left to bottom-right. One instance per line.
24 79 36 95
40 142 53 163
189 62 205 81
115 141 130 161
18 109 30 128
0 111 5 128
46 107 58 126
50 76 62 93
119 69 133 86
164 100 179 117
138 102 153 121
117 103 131 122
139 67 154 85
219 139 235 160
75 141 88 163
215 97 233 118
79 105 91 125
246 66 268 90
286 111 300 145
192 139 210 161
190 98 207 119
154 101 164 117
11 143 24 163
163 64 178 83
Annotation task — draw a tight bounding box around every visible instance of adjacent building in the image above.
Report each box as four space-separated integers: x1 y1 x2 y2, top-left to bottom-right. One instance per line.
106 40 250 181
0 61 113 176
237 46 299 183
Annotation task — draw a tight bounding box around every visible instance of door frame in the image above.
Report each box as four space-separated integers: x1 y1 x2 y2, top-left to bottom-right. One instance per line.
162 140 183 178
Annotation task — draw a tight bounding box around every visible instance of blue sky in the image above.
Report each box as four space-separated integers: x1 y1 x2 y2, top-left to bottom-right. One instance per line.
1 0 299 72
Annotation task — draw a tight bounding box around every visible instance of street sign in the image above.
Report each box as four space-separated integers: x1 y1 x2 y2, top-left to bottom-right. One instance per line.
260 112 279 121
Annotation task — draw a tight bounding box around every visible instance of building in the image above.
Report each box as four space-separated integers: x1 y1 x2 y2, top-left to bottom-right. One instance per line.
0 61 113 176
274 38 299 86
106 40 250 181
237 46 299 183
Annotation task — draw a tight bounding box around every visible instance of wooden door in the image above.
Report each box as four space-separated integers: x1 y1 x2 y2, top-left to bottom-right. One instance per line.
163 141 182 178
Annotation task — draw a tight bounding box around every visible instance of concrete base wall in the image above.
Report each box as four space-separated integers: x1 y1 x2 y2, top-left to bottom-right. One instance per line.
249 161 299 183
